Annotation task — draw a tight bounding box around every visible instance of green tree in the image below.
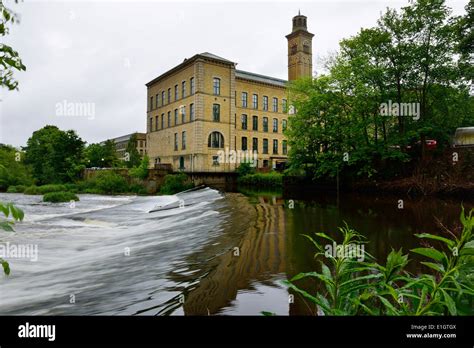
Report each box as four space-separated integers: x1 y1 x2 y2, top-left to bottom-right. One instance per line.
23 125 85 184
0 144 33 190
0 1 26 91
125 133 141 168
85 140 119 168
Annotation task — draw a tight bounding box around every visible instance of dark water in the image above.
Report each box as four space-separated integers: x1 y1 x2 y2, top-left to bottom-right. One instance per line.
0 189 471 315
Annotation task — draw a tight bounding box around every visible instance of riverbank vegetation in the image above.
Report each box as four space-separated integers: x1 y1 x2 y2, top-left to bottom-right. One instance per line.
236 163 283 189
43 191 79 203
159 173 194 195
284 208 474 316
238 172 283 189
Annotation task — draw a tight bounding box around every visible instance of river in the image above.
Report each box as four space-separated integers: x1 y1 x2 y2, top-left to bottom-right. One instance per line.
0 189 471 315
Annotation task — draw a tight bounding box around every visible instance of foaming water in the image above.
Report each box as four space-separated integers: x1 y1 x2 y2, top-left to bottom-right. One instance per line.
0 189 228 315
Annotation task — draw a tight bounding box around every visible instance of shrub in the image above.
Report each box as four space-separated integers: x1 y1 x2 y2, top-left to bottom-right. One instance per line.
129 155 149 180
238 172 283 188
64 183 79 193
6 185 27 193
236 162 256 177
43 191 79 203
94 171 129 194
23 185 40 195
37 184 68 194
159 173 193 195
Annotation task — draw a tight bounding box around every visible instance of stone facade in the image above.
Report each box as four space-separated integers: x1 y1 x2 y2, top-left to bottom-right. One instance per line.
146 13 313 172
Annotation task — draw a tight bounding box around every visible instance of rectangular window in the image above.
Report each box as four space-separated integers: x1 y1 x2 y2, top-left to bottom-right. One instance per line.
282 119 287 131
174 133 178 151
190 77 195 95
174 85 178 101
213 104 220 122
162 91 165 106
263 117 268 132
252 115 258 131
181 106 186 123
150 96 154 111
167 111 171 127
263 139 268 154
252 137 258 153
213 78 220 95
156 94 159 108
252 94 258 109
167 88 171 104
241 92 248 108
161 113 164 129
182 81 186 98
273 118 278 133
241 137 248 151
263 96 268 111
282 99 287 113
155 115 159 131
174 109 178 125
282 140 288 155
190 103 194 121
273 139 278 154
241 114 248 130
273 97 278 112
182 131 186 150
149 117 153 131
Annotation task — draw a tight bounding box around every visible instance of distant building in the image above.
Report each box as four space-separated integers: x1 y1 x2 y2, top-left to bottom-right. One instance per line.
145 13 314 172
101 132 147 160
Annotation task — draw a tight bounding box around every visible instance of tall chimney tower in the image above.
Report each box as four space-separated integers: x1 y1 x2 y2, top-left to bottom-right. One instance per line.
286 12 314 81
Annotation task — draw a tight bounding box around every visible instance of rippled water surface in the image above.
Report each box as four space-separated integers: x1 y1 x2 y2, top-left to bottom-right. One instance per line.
0 189 470 315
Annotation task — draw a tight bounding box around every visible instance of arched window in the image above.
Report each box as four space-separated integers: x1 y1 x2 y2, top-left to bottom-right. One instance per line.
208 132 224 148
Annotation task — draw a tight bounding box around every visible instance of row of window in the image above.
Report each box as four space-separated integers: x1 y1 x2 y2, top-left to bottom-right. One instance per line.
241 115 287 132
149 77 196 111
149 104 288 133
241 137 288 155
149 104 196 131
240 93 287 113
149 76 288 114
206 132 287 155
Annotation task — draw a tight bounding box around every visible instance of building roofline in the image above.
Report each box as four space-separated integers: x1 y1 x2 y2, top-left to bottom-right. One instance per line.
236 69 287 88
146 52 235 87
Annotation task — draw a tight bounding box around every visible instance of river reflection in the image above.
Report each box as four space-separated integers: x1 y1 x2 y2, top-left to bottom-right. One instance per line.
174 190 473 316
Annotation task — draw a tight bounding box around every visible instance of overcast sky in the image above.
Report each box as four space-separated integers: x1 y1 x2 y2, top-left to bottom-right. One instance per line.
0 0 468 147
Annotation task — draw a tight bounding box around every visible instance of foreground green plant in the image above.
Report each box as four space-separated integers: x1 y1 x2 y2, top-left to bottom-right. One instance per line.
0 202 24 275
285 208 474 315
